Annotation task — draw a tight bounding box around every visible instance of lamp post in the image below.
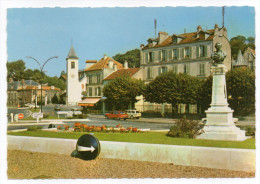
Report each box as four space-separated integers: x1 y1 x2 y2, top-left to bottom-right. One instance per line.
26 56 58 112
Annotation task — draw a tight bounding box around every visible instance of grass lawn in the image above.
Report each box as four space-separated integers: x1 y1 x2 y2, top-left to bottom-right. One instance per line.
8 131 255 149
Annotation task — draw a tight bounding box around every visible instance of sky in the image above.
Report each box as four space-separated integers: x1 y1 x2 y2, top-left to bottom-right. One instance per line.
7 6 255 77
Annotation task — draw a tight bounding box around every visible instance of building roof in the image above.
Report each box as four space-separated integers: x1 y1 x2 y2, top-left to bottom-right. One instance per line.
8 80 39 90
85 60 97 63
103 68 141 80
60 75 67 80
67 45 78 59
244 47 255 58
18 86 61 91
233 50 247 66
85 56 123 71
142 27 216 50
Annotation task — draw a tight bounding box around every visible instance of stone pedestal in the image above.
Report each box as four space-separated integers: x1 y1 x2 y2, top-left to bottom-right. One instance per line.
197 64 247 141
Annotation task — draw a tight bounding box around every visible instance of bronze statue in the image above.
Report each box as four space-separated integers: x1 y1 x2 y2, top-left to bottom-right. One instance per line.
211 43 226 65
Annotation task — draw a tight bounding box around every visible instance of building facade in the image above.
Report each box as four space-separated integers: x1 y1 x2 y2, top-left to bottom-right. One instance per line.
138 25 232 114
232 47 255 71
140 24 231 83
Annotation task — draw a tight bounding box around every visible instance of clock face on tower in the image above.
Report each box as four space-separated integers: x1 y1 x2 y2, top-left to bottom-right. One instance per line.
71 74 75 78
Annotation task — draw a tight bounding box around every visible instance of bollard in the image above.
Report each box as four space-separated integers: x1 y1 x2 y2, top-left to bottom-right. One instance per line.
10 113 14 123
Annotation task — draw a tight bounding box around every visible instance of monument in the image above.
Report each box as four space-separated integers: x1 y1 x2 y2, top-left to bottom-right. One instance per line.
197 43 247 141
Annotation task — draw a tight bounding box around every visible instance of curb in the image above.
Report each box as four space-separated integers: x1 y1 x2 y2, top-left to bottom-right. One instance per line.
7 135 255 172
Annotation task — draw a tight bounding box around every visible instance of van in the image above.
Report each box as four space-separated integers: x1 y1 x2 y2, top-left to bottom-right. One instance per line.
126 110 141 119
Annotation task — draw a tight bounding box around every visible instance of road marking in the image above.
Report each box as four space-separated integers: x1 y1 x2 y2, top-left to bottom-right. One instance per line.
77 145 95 152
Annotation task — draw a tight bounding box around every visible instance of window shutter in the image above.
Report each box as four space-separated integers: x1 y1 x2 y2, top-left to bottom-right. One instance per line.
158 51 161 61
204 45 208 57
196 46 200 58
177 49 179 60
182 48 185 59
145 53 148 63
152 52 155 62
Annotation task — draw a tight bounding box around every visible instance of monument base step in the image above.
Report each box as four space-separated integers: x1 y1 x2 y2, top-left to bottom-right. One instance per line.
197 130 248 141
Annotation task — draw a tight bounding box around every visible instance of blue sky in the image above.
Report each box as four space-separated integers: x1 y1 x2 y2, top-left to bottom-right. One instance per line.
7 6 255 77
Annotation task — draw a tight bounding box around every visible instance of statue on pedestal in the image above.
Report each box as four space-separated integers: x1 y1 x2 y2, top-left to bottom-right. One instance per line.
196 43 247 141
211 43 226 66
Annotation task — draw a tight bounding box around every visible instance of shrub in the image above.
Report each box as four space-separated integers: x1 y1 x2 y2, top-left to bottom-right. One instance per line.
167 118 203 138
27 126 42 131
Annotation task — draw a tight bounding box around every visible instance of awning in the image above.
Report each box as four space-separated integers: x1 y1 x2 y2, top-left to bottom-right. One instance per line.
78 98 101 107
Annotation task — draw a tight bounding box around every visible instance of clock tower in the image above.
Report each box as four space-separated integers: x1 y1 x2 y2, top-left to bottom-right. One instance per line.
66 45 81 105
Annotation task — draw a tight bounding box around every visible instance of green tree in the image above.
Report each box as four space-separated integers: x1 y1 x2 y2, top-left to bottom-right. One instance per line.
197 76 212 114
144 72 202 115
226 67 255 116
43 76 66 90
7 60 26 81
113 49 140 68
51 93 59 104
103 75 145 110
230 35 255 60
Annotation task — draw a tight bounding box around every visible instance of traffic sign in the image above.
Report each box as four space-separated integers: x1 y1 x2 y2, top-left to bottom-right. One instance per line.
32 113 43 119
76 134 101 160
18 113 24 119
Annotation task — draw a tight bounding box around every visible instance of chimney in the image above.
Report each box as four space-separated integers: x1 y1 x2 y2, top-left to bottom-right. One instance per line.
114 64 118 71
85 60 97 69
104 54 107 60
197 25 202 32
108 59 114 69
9 78 13 83
124 60 129 69
158 32 169 44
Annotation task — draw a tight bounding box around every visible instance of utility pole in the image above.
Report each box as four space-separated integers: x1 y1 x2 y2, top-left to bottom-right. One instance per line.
154 19 157 38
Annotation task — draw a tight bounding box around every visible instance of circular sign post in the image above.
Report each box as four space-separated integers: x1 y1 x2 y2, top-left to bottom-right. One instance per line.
76 134 101 160
18 113 24 120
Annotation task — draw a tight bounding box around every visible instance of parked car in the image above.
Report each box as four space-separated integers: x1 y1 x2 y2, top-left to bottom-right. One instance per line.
54 105 61 111
126 110 142 119
24 103 39 108
105 111 128 120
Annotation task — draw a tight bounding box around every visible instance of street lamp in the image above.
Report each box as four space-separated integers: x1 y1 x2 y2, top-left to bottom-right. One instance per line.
26 56 58 112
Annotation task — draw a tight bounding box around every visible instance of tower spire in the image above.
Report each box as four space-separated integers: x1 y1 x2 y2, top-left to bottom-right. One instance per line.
154 19 157 38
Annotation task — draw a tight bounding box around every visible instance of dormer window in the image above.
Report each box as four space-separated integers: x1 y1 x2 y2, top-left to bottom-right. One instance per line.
172 37 177 44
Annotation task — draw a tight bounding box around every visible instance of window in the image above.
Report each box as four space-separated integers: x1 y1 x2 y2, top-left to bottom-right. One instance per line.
162 50 167 61
71 62 75 69
158 51 162 61
97 74 101 83
149 52 154 62
147 68 153 79
180 48 185 59
183 64 190 74
89 87 92 97
197 45 207 58
173 49 178 60
158 67 167 75
185 47 190 58
199 63 205 76
89 75 92 84
145 53 149 63
173 65 178 73
172 37 177 44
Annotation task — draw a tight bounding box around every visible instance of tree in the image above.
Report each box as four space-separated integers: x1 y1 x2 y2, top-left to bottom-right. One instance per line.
60 70 66 76
113 49 140 68
103 75 145 110
43 76 66 90
144 72 202 115
7 60 26 81
226 67 255 116
197 76 212 114
230 35 255 60
51 93 59 104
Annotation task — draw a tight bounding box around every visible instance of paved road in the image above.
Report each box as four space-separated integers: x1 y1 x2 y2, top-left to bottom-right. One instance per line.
7 117 173 131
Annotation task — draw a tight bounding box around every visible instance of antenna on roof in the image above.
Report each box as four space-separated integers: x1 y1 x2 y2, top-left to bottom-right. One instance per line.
184 28 186 34
222 6 225 28
154 19 157 38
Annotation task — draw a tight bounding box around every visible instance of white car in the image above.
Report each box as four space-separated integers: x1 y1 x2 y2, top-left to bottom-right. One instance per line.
126 110 142 119
25 103 39 108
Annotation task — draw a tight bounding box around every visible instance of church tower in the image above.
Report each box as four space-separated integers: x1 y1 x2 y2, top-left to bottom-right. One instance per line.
66 45 81 105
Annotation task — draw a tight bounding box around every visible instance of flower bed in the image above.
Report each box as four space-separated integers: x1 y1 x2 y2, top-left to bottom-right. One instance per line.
73 123 143 133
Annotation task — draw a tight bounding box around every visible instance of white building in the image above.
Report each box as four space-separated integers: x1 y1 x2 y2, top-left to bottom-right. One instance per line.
66 45 81 105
